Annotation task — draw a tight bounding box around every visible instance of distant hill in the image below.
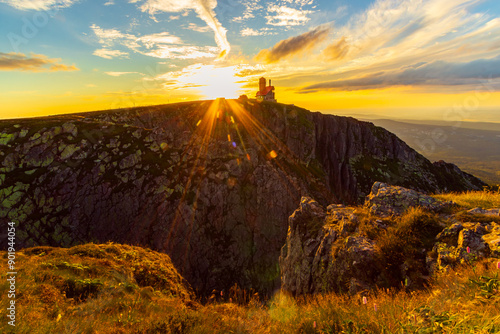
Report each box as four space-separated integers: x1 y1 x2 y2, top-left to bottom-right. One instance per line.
365 118 500 185
0 99 485 295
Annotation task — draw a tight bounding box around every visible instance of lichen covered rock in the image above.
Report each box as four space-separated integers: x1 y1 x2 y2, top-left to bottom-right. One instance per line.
280 196 381 295
366 182 453 216
431 220 500 271
281 185 500 296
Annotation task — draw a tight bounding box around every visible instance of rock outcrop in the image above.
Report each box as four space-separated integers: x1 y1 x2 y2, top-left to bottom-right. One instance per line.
0 100 486 295
280 183 500 295
366 182 454 216
431 221 500 272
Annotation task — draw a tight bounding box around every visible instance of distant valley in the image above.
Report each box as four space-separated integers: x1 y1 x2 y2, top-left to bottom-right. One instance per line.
364 118 500 185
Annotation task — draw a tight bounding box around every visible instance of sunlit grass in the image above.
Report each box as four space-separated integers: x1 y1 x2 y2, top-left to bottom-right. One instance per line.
2 190 499 333
2 242 500 333
433 190 500 210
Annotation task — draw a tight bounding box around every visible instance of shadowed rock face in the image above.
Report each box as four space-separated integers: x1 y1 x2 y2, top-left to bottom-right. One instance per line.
0 100 485 295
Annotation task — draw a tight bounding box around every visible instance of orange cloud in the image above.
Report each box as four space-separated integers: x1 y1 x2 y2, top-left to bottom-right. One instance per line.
322 36 349 61
0 52 79 72
255 26 330 63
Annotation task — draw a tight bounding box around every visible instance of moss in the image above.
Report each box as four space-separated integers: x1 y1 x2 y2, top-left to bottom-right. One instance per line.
350 155 410 195
60 144 80 159
0 132 16 145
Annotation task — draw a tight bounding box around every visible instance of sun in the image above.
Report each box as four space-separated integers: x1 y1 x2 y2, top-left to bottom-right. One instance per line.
176 64 245 100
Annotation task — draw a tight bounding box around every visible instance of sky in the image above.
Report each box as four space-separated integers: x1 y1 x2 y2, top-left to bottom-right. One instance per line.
1 0 500 122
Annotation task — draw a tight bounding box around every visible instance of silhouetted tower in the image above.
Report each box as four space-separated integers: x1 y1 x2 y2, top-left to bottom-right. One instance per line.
259 77 266 93
256 77 277 102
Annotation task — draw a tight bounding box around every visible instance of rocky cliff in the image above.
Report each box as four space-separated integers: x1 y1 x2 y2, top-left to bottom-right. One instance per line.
280 183 500 295
0 99 485 294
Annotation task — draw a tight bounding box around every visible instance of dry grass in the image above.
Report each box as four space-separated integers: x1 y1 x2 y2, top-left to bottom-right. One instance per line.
1 189 499 333
433 190 500 210
1 242 500 333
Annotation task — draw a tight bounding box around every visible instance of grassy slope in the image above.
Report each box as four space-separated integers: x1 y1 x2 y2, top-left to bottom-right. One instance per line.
1 191 500 334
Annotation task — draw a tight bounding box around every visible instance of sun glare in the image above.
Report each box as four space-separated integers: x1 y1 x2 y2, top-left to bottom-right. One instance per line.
177 64 244 100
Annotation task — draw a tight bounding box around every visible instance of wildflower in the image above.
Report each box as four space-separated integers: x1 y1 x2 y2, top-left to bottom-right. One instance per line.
497 261 500 269
362 296 367 305
374 303 378 311
467 246 470 253
313 321 316 328
56 314 62 322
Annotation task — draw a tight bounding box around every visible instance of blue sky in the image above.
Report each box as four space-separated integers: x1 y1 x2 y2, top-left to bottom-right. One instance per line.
1 0 500 122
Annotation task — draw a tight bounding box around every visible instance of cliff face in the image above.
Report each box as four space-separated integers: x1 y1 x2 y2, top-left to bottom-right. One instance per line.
312 113 485 203
0 99 485 294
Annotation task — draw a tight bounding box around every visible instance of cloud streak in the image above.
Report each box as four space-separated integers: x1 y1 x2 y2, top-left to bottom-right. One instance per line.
134 0 230 57
265 5 313 26
90 24 218 59
105 71 144 76
255 26 330 63
0 0 79 11
301 56 500 91
93 49 129 59
322 36 349 61
0 52 78 71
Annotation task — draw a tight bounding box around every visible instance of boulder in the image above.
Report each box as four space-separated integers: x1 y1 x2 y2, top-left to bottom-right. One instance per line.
468 208 500 216
432 221 500 272
365 182 453 216
436 223 463 246
482 223 500 257
280 197 380 295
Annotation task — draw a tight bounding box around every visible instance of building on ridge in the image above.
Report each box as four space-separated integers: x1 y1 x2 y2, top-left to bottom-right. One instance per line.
256 77 276 102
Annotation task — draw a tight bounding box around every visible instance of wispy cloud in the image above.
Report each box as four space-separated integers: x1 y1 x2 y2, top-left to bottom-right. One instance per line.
0 52 78 71
142 46 219 59
255 26 330 63
322 36 349 61
133 0 230 57
105 71 144 76
0 0 79 11
240 27 275 37
90 24 217 59
265 5 313 26
93 49 129 59
185 23 211 33
232 0 262 22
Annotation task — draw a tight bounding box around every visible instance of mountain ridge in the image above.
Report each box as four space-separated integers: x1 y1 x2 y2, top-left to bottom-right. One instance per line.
365 118 500 185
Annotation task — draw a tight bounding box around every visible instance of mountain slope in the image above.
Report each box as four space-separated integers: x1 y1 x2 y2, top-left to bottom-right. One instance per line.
366 118 500 185
0 99 485 294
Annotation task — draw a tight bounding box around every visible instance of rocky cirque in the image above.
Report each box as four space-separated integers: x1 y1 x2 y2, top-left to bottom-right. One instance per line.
0 100 486 294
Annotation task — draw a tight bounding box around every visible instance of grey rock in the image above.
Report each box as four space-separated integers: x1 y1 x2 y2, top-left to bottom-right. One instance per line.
365 182 453 216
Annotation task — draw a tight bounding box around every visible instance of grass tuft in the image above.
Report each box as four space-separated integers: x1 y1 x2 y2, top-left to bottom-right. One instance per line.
433 190 500 210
